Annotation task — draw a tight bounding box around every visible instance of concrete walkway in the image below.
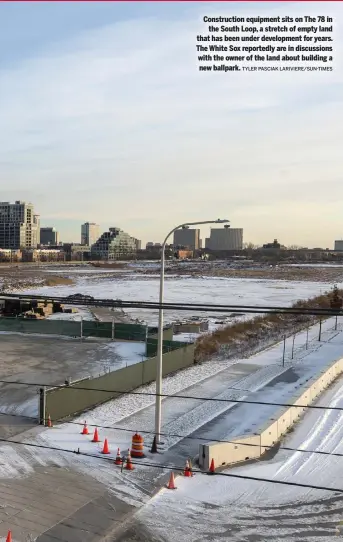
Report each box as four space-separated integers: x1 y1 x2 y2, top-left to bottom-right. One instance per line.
0 466 134 541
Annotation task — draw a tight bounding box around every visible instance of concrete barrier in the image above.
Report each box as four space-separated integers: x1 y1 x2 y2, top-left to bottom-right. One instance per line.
199 434 261 470
199 356 343 470
44 343 195 421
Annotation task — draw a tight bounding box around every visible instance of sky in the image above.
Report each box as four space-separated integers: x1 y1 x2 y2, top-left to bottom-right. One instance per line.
0 1 342 248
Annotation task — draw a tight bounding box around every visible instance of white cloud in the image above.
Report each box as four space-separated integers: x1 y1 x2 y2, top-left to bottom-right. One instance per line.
0 2 342 246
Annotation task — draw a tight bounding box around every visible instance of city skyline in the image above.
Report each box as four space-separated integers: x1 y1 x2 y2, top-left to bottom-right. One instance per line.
1 2 342 247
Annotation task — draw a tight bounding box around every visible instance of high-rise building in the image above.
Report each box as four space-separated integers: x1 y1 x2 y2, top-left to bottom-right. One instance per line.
0 201 40 249
206 226 243 251
334 240 343 251
91 227 137 260
81 222 100 246
132 238 142 250
40 227 59 245
173 228 200 250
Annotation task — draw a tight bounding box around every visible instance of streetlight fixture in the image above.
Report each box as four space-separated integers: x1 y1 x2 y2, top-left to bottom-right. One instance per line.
154 218 229 444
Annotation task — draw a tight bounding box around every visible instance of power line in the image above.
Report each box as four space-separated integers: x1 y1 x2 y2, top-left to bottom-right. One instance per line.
1 410 343 462
0 433 342 495
1 377 343 413
0 292 340 316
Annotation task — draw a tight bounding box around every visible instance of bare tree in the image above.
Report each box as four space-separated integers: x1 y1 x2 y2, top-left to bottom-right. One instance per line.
287 244 303 250
243 242 259 250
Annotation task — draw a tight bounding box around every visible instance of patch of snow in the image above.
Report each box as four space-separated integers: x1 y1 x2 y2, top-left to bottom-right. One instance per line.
0 445 34 479
22 276 338 326
47 306 94 321
104 341 147 365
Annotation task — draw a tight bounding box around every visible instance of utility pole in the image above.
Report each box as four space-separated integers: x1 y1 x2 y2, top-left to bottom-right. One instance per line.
291 334 295 360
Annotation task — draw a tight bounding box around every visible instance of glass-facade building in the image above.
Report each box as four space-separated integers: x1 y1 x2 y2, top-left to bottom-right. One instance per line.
91 227 137 260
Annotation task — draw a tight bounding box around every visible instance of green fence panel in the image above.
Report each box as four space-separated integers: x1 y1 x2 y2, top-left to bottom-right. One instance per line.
0 318 82 336
113 323 146 341
0 317 23 333
82 321 112 338
0 317 156 341
146 338 189 357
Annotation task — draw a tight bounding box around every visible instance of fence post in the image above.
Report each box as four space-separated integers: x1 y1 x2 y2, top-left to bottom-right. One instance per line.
39 386 46 425
291 334 295 360
318 318 322 341
335 315 338 331
282 335 286 367
306 326 309 350
80 317 83 340
112 318 115 341
141 355 145 385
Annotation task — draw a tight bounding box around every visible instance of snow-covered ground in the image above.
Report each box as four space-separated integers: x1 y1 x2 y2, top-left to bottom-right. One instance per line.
106 341 147 365
138 372 343 541
36 316 342 455
0 316 341 519
23 275 337 326
1 311 343 540
46 306 94 321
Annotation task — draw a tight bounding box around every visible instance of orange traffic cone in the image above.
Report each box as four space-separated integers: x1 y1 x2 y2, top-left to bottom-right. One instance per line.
208 458 215 475
101 438 110 454
81 421 89 435
115 448 122 465
125 449 134 470
47 414 52 428
6 531 12 542
167 472 176 489
184 459 192 477
92 427 100 443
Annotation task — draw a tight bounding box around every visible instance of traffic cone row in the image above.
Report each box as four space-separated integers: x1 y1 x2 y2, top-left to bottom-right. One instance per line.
80 426 135 470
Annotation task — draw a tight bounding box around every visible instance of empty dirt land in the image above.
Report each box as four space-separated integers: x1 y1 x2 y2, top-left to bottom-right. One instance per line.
0 263 74 291
144 265 343 282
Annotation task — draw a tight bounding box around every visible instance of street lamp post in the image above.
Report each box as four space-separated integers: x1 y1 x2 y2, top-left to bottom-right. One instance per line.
154 219 229 444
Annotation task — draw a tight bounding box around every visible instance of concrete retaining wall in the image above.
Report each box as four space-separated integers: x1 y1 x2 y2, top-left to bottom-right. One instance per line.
199 357 343 470
45 343 195 421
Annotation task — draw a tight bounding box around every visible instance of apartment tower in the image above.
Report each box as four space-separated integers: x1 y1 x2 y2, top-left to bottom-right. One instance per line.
0 201 40 249
81 222 100 247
